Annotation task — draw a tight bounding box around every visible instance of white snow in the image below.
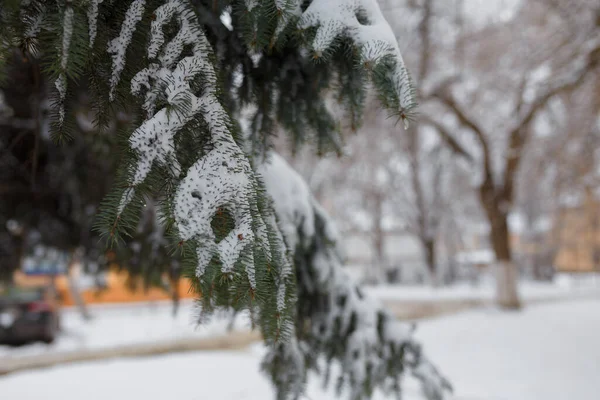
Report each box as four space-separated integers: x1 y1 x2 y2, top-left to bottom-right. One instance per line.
2 298 599 400
260 153 446 399
245 0 259 12
300 0 415 114
453 248 495 264
0 90 13 118
365 279 600 303
24 5 45 39
419 298 600 400
273 0 302 40
59 8 73 71
116 0 274 287
2 279 595 362
87 0 104 48
257 153 315 251
55 7 74 125
0 301 249 360
107 0 146 100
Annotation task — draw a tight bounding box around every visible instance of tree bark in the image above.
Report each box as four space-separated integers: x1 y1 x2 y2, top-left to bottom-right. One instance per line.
484 203 521 309
422 238 437 286
67 254 92 321
370 193 386 283
372 226 386 283
169 263 181 317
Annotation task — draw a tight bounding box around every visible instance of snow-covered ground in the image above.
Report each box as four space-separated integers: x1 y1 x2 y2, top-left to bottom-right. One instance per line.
0 301 250 359
419 298 600 400
2 278 598 360
1 297 599 400
366 274 600 303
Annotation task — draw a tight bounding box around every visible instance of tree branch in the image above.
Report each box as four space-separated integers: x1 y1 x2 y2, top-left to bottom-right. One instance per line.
502 43 600 202
431 92 497 199
419 116 473 163
434 92 490 158
417 0 432 84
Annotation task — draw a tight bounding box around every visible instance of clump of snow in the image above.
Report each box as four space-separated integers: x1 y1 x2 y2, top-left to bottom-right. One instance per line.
55 7 74 125
174 150 256 278
259 153 449 400
300 0 415 114
107 0 146 101
23 5 45 39
87 0 104 48
0 90 14 119
117 0 277 291
245 0 259 12
272 0 302 41
257 154 315 251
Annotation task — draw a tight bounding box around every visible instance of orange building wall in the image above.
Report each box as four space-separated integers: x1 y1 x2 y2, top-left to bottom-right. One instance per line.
14 269 197 306
552 191 600 273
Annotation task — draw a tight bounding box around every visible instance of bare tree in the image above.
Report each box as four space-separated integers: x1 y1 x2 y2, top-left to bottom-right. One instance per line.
390 130 452 284
422 0 599 308
384 0 476 285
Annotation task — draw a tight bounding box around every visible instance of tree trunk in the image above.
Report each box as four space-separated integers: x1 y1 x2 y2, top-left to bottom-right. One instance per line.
67 253 91 321
370 193 386 283
489 212 521 309
169 264 181 317
372 230 386 284
423 238 437 286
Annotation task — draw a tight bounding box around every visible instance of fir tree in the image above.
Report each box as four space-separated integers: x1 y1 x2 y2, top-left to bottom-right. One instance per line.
0 1 447 399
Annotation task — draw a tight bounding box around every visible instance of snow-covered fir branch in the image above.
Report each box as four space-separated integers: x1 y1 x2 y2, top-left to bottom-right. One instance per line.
107 0 146 100
114 0 293 323
273 0 302 41
87 0 104 48
259 154 451 400
55 6 74 126
23 4 45 39
300 0 416 118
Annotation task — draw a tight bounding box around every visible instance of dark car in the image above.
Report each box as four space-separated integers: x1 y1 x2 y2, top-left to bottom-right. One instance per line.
0 285 60 345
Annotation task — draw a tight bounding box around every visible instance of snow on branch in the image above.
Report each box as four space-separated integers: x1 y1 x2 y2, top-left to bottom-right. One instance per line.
23 4 46 40
113 0 291 311
273 0 302 41
259 153 451 400
107 0 146 101
55 6 74 126
87 0 104 48
300 0 416 119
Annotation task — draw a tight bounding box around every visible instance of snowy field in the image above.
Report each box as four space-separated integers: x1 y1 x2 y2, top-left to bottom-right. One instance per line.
1 297 599 400
0 301 250 360
1 278 598 360
366 275 600 302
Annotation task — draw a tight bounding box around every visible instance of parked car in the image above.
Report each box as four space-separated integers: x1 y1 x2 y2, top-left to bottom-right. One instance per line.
0 285 60 344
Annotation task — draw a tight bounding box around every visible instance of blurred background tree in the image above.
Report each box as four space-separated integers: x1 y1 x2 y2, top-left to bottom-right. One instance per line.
279 0 599 308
